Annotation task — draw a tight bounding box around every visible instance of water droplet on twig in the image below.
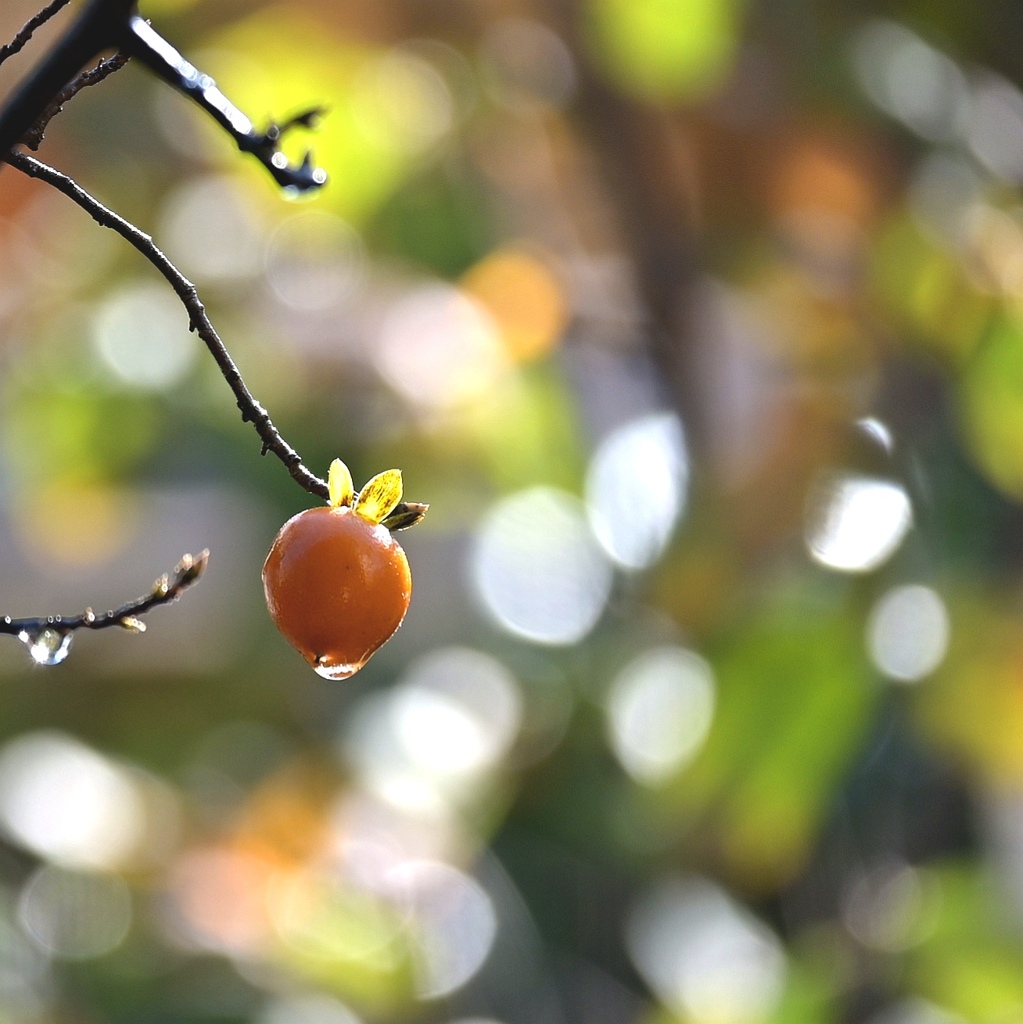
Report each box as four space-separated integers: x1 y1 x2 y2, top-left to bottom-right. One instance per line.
18 628 73 666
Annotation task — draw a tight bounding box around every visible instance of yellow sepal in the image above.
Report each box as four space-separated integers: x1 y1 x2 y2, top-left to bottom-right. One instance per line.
354 469 403 523
328 458 355 508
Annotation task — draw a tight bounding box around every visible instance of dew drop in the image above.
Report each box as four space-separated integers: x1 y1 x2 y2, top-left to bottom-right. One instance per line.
18 629 73 667
313 656 365 681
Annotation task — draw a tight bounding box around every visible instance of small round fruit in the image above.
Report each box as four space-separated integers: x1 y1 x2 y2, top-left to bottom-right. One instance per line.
262 506 412 679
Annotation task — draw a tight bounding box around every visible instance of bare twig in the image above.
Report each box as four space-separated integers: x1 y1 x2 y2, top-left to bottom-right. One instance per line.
2 150 427 526
0 0 71 68
0 0 133 159
5 147 331 501
120 14 327 192
22 51 130 150
0 0 326 191
0 3 421 657
50 49 127 99
0 551 209 650
4 124 427 526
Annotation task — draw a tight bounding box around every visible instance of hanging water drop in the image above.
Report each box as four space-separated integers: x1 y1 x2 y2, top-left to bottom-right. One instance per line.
313 655 365 681
18 628 73 667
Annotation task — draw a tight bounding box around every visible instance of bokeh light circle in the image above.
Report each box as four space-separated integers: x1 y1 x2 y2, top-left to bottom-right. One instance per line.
626 875 787 1024
0 732 146 870
472 487 613 645
376 284 507 410
92 283 197 390
343 647 523 811
266 210 365 312
158 174 265 282
606 646 715 784
17 865 131 960
255 993 363 1024
586 412 688 570
805 472 912 573
392 647 522 780
866 584 950 682
387 860 498 999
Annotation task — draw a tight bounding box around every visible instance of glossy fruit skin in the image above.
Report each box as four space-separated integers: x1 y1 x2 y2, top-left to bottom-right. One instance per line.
262 506 412 678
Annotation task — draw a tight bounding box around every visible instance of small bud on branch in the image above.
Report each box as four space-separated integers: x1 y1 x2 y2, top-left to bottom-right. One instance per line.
0 551 209 663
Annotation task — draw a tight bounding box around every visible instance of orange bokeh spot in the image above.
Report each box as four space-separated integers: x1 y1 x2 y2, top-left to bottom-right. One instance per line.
461 247 567 362
172 845 281 953
768 132 879 227
13 478 137 569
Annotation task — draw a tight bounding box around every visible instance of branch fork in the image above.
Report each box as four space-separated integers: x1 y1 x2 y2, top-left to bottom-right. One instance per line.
0 0 328 191
0 3 424 655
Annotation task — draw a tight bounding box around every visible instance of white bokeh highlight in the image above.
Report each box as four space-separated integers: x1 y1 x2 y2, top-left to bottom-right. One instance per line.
387 860 498 999
351 49 455 156
606 647 715 785
376 284 507 409
867 584 950 683
968 75 1023 185
867 999 968 1024
17 865 131 960
850 21 968 143
586 412 688 570
92 282 197 390
392 647 522 780
255 993 364 1024
0 732 147 871
266 211 365 312
626 876 787 1024
344 647 522 812
806 473 912 573
473 487 613 645
159 174 265 282
842 860 935 953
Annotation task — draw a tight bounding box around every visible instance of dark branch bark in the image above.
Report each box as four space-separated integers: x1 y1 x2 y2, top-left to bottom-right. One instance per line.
0 2 422 654
21 51 130 150
0 0 134 159
118 15 327 192
0 552 208 657
4 148 331 501
0 0 72 68
0 0 326 191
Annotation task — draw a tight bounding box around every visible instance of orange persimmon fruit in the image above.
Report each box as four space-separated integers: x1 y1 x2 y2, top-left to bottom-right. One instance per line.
262 460 422 679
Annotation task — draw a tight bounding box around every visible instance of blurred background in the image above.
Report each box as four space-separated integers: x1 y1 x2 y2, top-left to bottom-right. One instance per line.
0 0 1021 1021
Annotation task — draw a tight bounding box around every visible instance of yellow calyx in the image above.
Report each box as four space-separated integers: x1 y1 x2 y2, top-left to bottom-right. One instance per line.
354 469 403 524
328 459 355 508
326 459 407 526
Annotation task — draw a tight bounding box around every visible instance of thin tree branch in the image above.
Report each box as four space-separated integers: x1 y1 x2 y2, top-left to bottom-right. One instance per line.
0 3 425 659
4 147 332 501
0 0 133 159
22 51 130 150
0 0 71 68
2 150 426 526
0 0 326 191
119 14 327 192
0 552 209 657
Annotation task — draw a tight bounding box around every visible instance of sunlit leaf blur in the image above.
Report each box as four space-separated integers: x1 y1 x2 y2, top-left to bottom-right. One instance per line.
2 0 1023 1020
